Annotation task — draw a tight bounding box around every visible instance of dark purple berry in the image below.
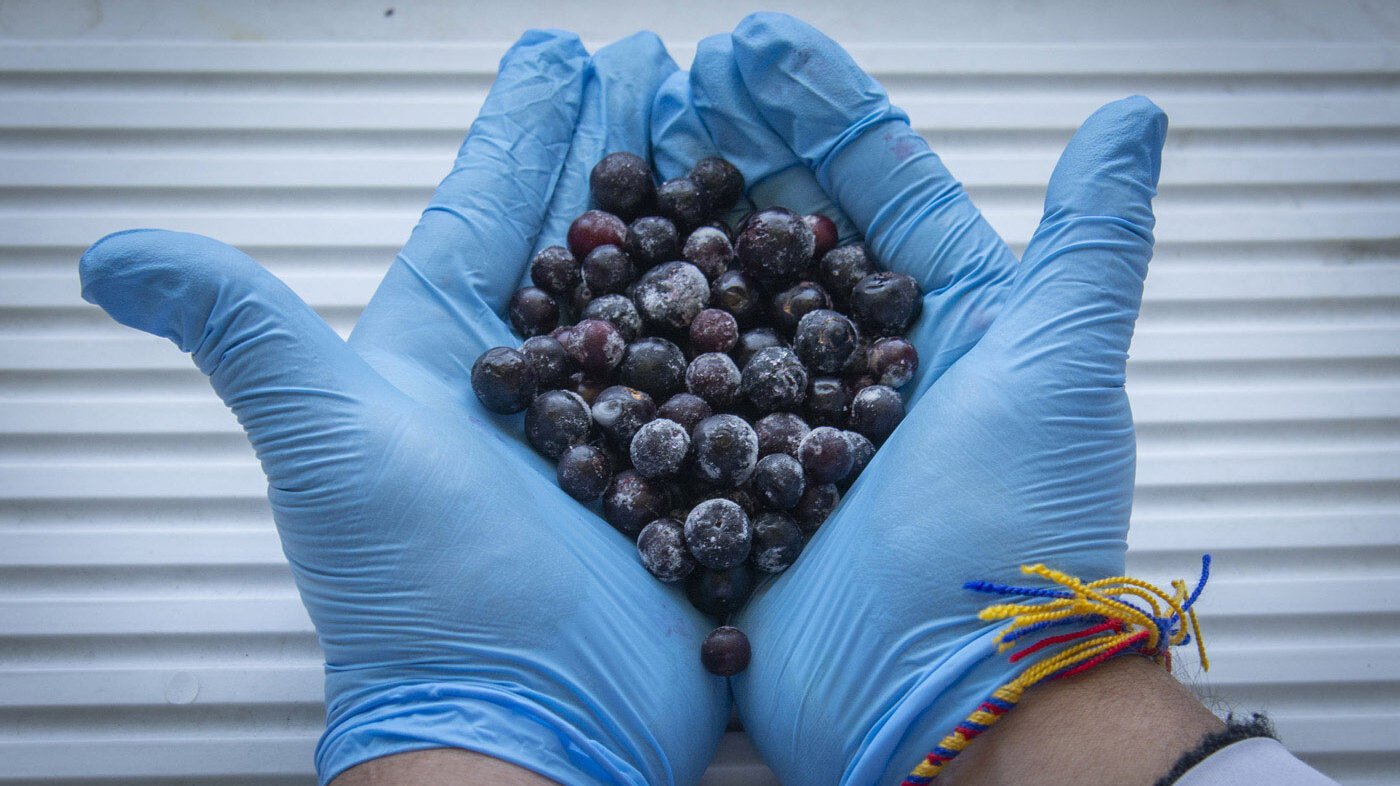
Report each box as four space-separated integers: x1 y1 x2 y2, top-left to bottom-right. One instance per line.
850 384 905 443
749 512 804 573
602 470 672 537
686 352 742 408
713 485 760 519
683 226 736 279
684 498 752 570
794 309 860 375
754 412 810 459
568 209 630 261
627 215 681 269
869 336 919 389
686 563 756 618
751 453 805 510
732 327 786 370
582 294 643 344
568 372 610 407
581 244 635 296
563 318 626 375
568 279 594 317
842 430 876 484
850 271 924 335
657 393 713 434
656 177 709 233
508 286 559 337
530 245 581 295
798 426 854 484
590 151 656 221
556 444 612 502
524 389 593 459
740 346 808 413
806 376 850 427
804 214 839 260
691 414 759 487
710 269 765 326
841 334 871 379
771 280 832 335
690 157 745 214
519 335 570 390
689 308 739 354
792 482 840 534
736 207 816 282
818 244 875 306
633 261 710 332
591 385 656 449
630 418 690 478
637 518 696 582
470 346 538 414
620 336 687 399
700 625 751 676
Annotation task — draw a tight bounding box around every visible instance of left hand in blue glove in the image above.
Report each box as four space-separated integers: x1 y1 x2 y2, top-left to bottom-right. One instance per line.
79 30 728 786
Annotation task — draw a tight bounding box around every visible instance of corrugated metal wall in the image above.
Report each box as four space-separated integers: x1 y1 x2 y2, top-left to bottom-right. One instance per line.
1 1 1397 783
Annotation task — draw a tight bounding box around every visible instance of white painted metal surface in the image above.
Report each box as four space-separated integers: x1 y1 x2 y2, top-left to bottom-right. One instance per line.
1 1 1397 783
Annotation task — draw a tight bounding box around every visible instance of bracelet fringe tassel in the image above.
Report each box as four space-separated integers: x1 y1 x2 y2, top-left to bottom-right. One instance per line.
901 555 1212 785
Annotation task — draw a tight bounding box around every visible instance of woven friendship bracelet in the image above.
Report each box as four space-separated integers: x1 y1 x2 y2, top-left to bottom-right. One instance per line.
901 555 1212 785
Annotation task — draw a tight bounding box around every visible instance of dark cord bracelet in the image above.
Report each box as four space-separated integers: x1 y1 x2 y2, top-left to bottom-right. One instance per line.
1153 713 1278 786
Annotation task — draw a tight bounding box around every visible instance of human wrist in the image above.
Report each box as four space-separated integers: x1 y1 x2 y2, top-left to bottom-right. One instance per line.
937 655 1224 786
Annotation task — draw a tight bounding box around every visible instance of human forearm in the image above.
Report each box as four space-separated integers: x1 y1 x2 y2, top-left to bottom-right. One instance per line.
329 748 560 786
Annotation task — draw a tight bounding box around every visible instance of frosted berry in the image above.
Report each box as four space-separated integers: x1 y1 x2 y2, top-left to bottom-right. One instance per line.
751 453 805 510
686 563 755 618
683 226 736 280
850 271 923 334
591 385 656 449
868 336 919 389
736 207 815 281
689 308 739 354
750 512 804 573
556 444 612 502
798 426 854 484
686 352 742 408
602 470 672 537
754 412 810 459
691 414 759 487
631 418 690 479
519 335 570 391
792 482 840 534
690 157 745 214
582 294 643 344
581 244 635 296
563 318 626 375
842 430 876 485
508 286 559 337
710 269 765 326
818 244 875 306
684 498 752 571
590 151 655 221
637 517 696 582
530 245 581 295
633 261 710 332
850 384 905 442
804 214 839 260
740 346 808 413
524 389 593 459
656 177 709 233
620 336 687 399
771 281 832 335
627 215 680 269
794 309 860 374
732 327 785 370
568 209 629 261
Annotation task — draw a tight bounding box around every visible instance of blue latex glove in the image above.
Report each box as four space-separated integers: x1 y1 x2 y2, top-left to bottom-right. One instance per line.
651 13 1167 785
79 30 729 786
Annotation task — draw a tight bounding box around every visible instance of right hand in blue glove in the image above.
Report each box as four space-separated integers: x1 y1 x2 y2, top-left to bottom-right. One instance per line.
652 13 1168 785
79 30 728 786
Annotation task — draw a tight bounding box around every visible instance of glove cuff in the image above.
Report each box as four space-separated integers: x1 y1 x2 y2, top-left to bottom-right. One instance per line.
315 681 648 786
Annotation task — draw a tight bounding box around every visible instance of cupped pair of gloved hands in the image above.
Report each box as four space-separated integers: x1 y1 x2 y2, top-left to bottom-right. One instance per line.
79 12 1166 786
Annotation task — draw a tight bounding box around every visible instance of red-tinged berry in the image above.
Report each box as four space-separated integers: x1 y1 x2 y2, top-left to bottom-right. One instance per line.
683 226 736 280
750 512 804 573
563 318 626 376
751 453 805 510
508 286 559 337
637 517 696 582
556 444 612 502
591 152 656 221
686 352 742 409
754 412 810 459
804 214 839 260
519 335 570 391
868 336 919 389
689 308 739 354
850 384 905 443
850 271 923 335
690 157 745 215
691 414 759 487
524 389 593 459
568 209 630 261
470 347 538 414
530 245 581 296
736 207 815 282
700 625 751 676
627 215 681 269
602 470 672 537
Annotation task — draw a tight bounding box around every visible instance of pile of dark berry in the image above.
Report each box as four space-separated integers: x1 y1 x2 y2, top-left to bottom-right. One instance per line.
471 153 921 676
